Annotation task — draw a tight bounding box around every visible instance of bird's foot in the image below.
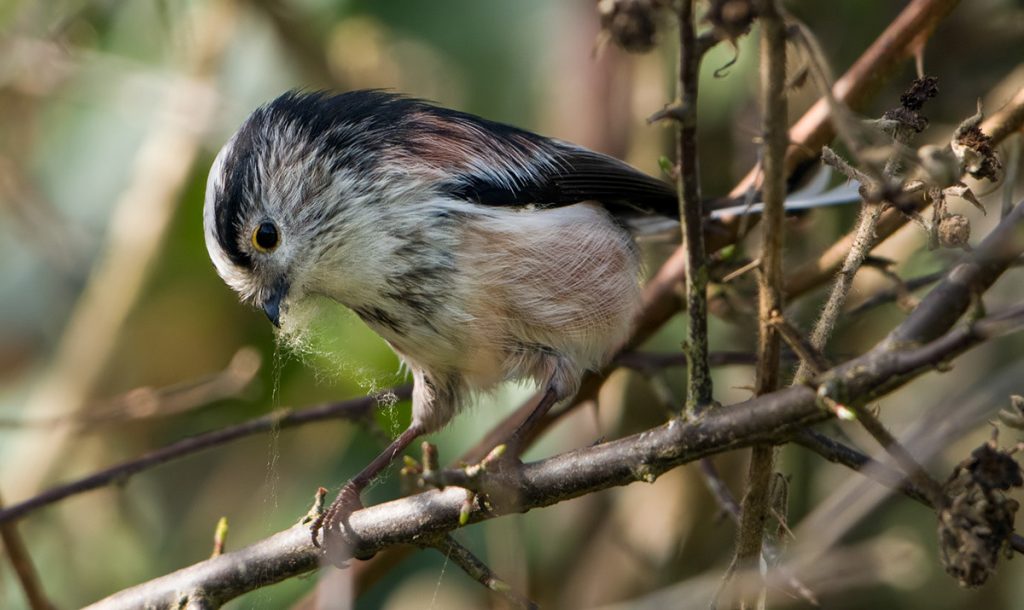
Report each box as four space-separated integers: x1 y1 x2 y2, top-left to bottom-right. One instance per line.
310 481 370 567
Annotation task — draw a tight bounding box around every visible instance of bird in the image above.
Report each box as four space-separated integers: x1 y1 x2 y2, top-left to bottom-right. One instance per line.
202 89 856 562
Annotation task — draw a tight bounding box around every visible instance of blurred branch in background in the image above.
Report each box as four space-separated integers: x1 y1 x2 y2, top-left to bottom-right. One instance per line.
0 347 260 430
0 0 234 500
0 493 54 610
0 388 410 525
600 533 926 610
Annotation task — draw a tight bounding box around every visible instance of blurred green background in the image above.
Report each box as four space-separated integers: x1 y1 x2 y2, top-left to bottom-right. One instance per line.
1 0 1023 608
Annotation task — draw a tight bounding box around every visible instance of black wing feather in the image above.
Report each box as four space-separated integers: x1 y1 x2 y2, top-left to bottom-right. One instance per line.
413 102 678 219
447 146 679 219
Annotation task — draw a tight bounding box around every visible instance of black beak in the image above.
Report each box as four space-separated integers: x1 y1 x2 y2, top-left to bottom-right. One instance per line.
261 279 289 328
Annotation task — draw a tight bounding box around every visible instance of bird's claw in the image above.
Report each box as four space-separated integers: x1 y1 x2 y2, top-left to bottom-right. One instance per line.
310 482 367 567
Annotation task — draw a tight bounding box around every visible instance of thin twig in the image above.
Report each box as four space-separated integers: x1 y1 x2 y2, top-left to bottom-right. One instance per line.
0 388 410 525
839 403 948 509
769 312 831 375
674 0 713 415
732 2 788 605
0 492 55 610
423 535 538 610
794 71 933 383
0 347 261 430
793 199 886 383
698 458 741 521
844 268 945 318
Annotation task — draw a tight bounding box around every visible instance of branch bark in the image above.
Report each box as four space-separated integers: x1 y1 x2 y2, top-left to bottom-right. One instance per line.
674 0 713 414
733 1 788 603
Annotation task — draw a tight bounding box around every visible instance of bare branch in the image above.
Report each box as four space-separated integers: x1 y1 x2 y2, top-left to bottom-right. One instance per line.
673 0 713 414
732 1 788 604
423 535 537 610
0 493 55 610
0 389 410 525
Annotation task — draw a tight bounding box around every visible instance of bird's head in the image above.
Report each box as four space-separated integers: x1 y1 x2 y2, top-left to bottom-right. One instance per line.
203 91 396 327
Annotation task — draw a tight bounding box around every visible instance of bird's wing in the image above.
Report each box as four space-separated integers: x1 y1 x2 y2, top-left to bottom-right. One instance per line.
405 104 678 218
444 146 680 219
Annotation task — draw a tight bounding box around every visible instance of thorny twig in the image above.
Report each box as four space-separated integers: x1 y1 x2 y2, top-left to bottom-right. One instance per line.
672 0 714 414
731 1 787 606
793 73 937 382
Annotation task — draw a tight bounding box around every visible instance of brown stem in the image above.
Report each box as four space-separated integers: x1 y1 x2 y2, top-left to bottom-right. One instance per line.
734 2 788 603
675 0 713 414
0 493 55 610
424 535 537 610
0 389 409 525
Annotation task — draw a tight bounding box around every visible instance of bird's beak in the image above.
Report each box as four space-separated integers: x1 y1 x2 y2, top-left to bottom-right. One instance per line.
261 279 289 328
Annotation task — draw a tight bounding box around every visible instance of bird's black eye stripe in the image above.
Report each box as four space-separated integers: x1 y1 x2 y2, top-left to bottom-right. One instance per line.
252 221 280 252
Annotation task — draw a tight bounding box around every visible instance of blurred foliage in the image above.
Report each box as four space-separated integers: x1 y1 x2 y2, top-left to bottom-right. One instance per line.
0 0 1023 608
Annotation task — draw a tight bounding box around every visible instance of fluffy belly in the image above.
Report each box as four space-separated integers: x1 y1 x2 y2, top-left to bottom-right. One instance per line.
353 202 643 398
457 203 643 390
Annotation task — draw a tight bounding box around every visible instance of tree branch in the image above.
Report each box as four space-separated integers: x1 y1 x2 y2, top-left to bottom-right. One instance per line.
733 1 787 603
0 389 410 525
673 0 713 414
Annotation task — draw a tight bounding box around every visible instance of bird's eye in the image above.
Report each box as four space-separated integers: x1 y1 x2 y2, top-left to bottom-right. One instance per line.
252 221 280 252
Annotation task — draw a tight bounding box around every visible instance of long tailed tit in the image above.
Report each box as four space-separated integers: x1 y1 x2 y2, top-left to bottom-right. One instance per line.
203 90 854 561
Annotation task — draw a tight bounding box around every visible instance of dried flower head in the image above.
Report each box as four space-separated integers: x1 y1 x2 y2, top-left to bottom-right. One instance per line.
597 0 665 54
937 213 971 249
952 104 1002 182
882 76 939 134
706 0 756 41
938 435 1023 587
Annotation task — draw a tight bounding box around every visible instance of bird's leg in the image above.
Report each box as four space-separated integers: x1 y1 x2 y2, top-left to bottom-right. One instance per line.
503 387 561 459
311 422 425 558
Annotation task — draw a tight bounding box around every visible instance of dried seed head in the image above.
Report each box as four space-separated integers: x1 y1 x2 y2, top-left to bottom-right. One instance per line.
706 0 756 41
939 493 1019 588
966 443 1024 491
598 0 665 53
882 76 939 135
937 213 971 249
952 106 1002 182
900 75 940 111
939 439 1023 587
